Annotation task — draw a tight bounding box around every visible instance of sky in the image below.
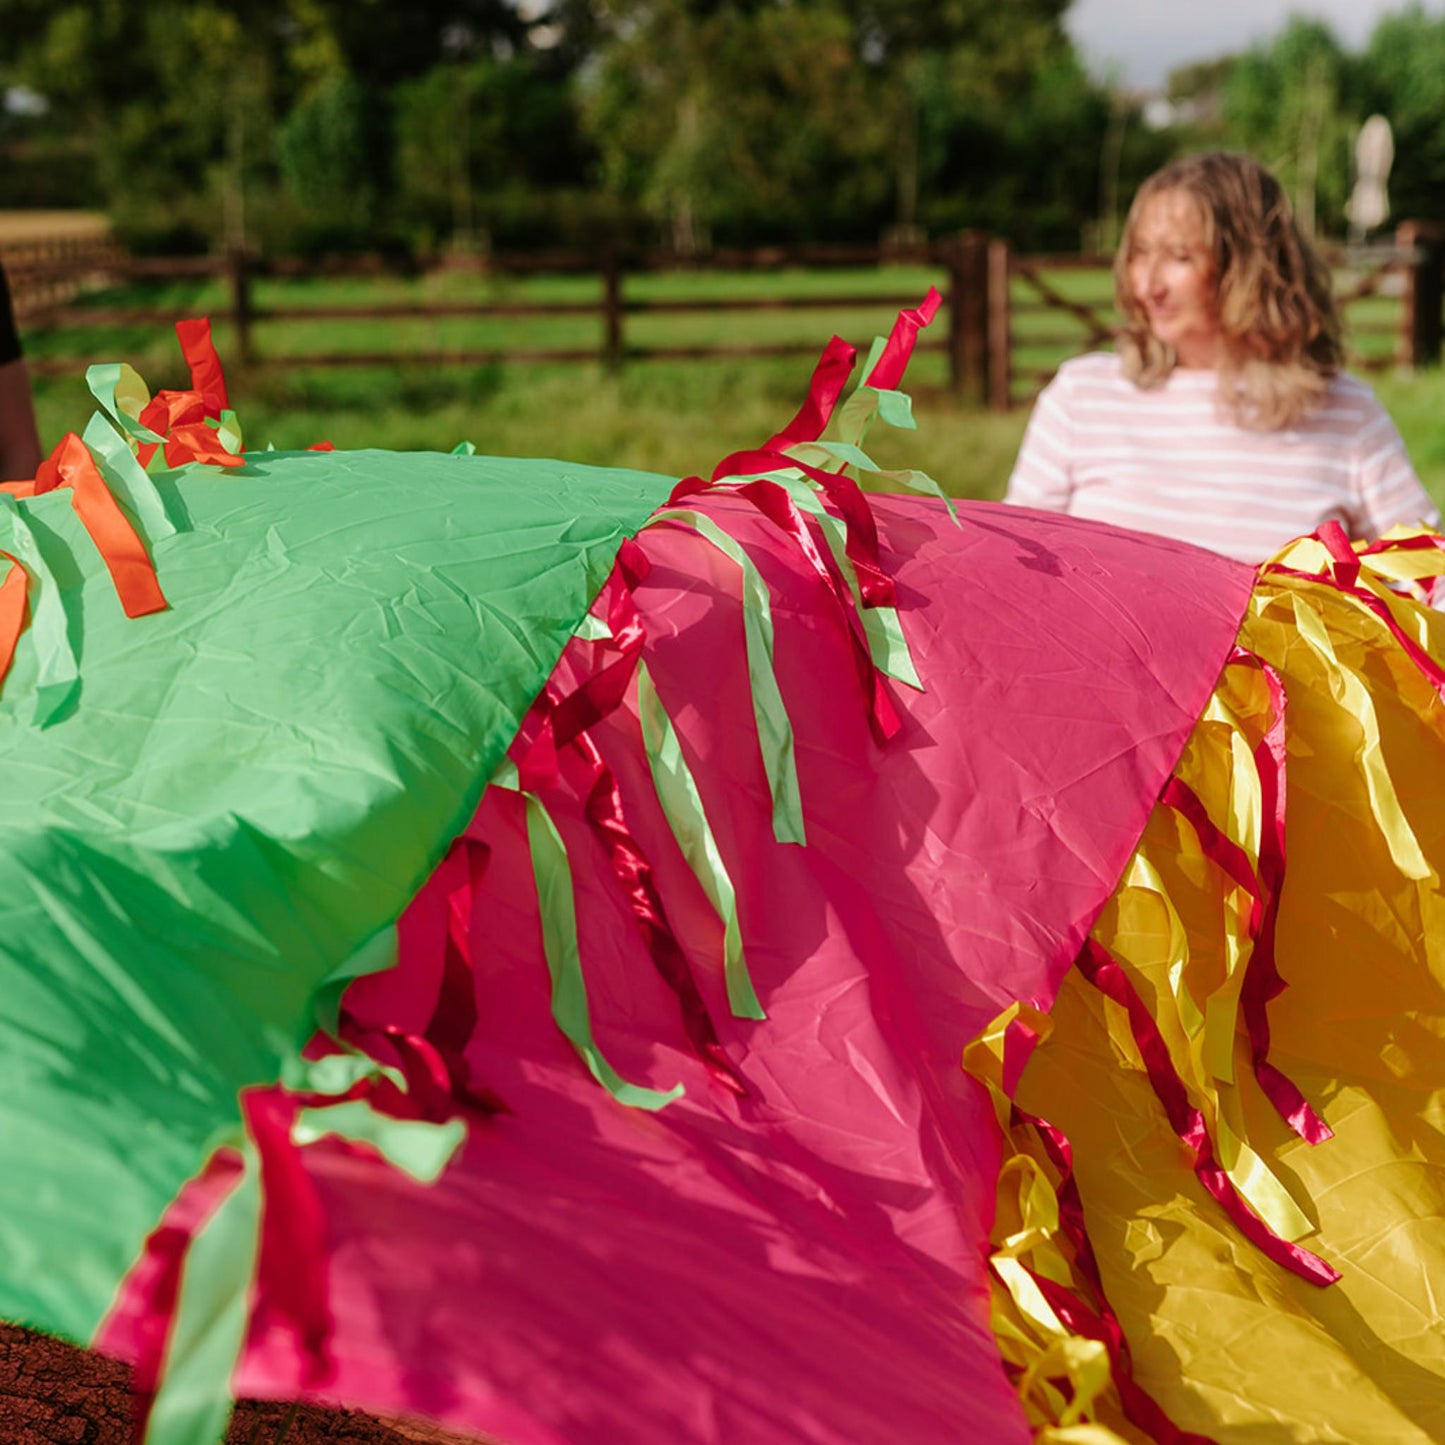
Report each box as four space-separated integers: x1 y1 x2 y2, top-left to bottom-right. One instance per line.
1067 0 1445 88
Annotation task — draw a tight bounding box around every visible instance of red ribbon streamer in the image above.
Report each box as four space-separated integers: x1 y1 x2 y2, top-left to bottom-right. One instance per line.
553 539 651 746
241 1088 334 1387
1026 1266 1218 1445
996 1022 1216 1442
336 1019 509 1122
122 1149 246 1444
424 838 490 1092
176 316 230 414
512 541 655 791
1232 645 1333 1146
1267 522 1445 702
762 334 857 452
500 553 746 1090
0 553 27 689
33 432 167 617
711 445 895 609
862 286 941 391
164 421 245 471
666 473 899 742
570 726 748 1096
1076 939 1340 1286
1160 770 1331 1146
133 319 246 468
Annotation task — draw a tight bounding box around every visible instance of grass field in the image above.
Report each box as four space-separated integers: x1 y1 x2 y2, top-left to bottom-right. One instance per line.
22 263 1445 511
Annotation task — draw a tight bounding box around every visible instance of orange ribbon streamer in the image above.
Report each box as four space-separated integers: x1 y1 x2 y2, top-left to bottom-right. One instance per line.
33 433 167 618
0 552 28 687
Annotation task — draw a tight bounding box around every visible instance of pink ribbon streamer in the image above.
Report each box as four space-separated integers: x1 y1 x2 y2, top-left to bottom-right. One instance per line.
1076 940 1340 1286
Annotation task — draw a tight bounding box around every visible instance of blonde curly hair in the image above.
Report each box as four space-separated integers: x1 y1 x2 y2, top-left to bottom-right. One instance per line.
1115 152 1343 430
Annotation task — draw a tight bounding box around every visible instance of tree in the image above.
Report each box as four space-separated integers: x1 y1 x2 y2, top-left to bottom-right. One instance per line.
1359 7 1445 224
392 53 595 250
581 0 1107 251
1220 19 1359 235
582 0 893 250
5 0 593 252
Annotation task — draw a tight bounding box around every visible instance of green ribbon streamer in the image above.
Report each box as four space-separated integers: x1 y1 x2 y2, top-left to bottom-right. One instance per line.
143 1136 258 1445
837 335 891 447
649 506 805 845
280 1047 407 1099
310 925 399 1040
636 660 766 1020
0 495 79 725
772 474 923 691
573 611 613 642
85 363 166 448
214 410 244 457
82 413 178 541
837 383 915 442
522 786 686 1107
293 1102 465 1183
282 1055 468 1182
812 332 957 524
145 1070 467 1445
788 440 957 525
835 336 918 445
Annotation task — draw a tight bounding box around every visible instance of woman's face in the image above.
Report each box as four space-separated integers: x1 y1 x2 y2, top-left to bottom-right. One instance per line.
1126 189 1220 369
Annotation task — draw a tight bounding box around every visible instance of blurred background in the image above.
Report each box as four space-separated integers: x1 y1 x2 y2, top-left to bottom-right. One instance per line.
4 0 1445 499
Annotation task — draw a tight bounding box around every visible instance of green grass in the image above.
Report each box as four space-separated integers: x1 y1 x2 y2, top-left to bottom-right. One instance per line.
22 262 1440 511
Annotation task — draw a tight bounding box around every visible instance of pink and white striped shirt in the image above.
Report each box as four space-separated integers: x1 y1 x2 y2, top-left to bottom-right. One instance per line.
1005 352 1439 563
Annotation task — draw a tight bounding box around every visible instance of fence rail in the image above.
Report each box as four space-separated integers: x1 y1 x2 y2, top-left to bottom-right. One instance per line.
8 226 1443 409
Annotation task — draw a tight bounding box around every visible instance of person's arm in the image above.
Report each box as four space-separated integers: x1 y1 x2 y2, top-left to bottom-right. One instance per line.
1349 392 1439 540
0 263 40 482
0 358 42 482
1003 371 1076 512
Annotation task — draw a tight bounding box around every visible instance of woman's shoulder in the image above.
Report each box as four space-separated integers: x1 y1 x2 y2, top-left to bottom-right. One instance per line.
1042 351 1130 405
1054 351 1126 384
1310 370 1396 432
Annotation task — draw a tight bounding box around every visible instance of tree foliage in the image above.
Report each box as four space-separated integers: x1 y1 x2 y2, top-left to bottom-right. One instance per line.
1359 8 1445 225
32 0 1445 255
1218 19 1357 234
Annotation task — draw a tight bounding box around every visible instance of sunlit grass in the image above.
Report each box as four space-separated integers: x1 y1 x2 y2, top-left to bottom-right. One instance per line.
23 262 1433 509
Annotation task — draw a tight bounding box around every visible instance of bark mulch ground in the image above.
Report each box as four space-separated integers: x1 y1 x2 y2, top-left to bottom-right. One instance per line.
0 1323 483 1445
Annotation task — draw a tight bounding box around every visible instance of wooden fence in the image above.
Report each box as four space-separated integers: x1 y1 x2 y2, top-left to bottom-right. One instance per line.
7 226 1443 410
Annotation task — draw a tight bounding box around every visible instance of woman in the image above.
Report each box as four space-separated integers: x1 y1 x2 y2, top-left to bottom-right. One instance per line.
1005 151 1438 562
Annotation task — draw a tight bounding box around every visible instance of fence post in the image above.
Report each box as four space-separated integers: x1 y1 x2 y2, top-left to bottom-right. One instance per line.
987 238 1012 411
601 247 623 371
1397 220 1443 370
948 231 989 403
228 249 254 366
